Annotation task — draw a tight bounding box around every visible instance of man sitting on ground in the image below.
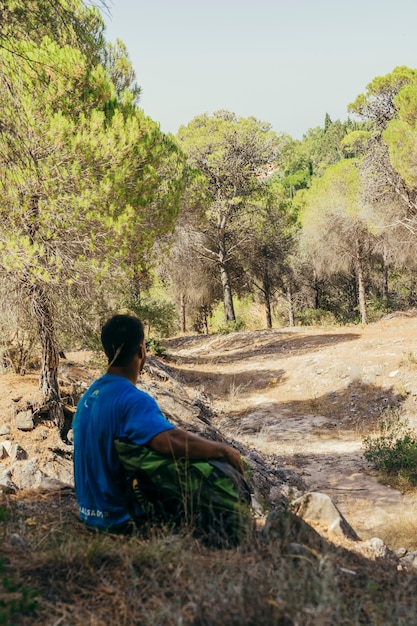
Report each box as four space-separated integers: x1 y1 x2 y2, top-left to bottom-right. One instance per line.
73 314 251 545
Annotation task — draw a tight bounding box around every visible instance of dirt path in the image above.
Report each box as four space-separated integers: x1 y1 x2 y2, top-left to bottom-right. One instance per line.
165 315 417 549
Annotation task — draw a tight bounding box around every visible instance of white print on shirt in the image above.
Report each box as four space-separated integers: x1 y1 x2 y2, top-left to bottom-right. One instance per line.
79 507 108 519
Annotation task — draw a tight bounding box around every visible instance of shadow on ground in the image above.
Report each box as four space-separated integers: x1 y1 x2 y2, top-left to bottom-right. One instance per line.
217 380 407 434
165 330 360 366
166 366 287 397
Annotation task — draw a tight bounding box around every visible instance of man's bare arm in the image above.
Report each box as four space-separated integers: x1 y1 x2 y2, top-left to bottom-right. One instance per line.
149 428 244 474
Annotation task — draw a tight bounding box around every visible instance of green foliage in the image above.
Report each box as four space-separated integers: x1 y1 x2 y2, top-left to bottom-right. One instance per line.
208 296 268 333
145 338 168 358
177 111 280 323
341 130 371 157
295 308 337 327
128 297 179 338
218 320 245 334
365 297 397 323
384 81 417 189
363 409 417 486
0 0 105 58
0 16 186 399
0 508 8 522
348 65 417 127
0 557 38 625
281 169 311 195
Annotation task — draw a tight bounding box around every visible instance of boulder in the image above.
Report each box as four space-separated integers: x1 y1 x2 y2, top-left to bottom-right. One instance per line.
290 491 361 541
12 460 46 490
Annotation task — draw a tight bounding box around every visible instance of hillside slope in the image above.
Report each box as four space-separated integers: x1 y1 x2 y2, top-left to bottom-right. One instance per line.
164 313 417 548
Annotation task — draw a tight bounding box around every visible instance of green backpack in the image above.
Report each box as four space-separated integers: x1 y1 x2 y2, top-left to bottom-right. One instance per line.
114 438 252 546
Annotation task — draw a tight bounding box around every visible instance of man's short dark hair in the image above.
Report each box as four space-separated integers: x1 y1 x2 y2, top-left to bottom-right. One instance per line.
101 314 145 367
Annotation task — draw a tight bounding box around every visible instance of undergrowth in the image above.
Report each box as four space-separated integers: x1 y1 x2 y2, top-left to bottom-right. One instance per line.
2 493 417 625
363 407 417 488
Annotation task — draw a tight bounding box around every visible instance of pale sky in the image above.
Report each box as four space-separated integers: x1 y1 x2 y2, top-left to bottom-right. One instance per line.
103 0 417 139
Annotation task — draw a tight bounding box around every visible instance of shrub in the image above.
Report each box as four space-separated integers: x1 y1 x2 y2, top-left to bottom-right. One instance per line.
218 319 245 334
128 296 179 338
296 308 336 327
0 556 38 625
145 338 167 358
363 408 417 486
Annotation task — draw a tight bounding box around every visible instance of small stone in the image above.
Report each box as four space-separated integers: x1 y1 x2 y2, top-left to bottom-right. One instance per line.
9 533 28 551
0 470 17 494
35 429 49 440
395 547 408 558
362 537 388 559
15 410 34 431
3 441 27 461
2 440 14 455
14 445 28 460
0 424 11 436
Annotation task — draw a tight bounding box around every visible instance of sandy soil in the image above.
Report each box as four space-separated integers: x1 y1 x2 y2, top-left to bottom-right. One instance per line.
164 314 417 548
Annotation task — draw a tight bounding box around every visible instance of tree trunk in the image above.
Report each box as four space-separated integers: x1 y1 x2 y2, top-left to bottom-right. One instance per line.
264 294 272 329
22 195 64 432
220 262 235 322
313 267 320 309
131 270 141 302
29 283 64 430
262 267 272 329
180 292 186 333
287 282 295 327
355 238 368 325
201 305 209 335
218 233 236 323
382 244 389 301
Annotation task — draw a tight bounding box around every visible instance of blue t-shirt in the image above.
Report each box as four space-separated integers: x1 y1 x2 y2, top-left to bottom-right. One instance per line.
73 373 175 530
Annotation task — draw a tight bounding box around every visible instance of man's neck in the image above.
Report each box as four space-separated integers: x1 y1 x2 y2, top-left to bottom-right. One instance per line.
107 365 138 386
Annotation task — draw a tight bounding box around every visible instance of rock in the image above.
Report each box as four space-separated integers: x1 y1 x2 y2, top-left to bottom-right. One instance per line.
138 383 221 440
0 424 11 436
2 441 28 461
39 477 74 491
290 492 361 541
262 508 327 553
9 533 29 551
35 428 49 440
15 410 34 431
359 537 393 560
0 469 17 494
12 460 46 490
0 443 7 459
399 551 417 569
395 547 408 558
66 428 74 443
2 440 14 456
42 455 74 486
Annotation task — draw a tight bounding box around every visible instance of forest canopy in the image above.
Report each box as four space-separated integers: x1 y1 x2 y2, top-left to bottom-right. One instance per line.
1 1 417 432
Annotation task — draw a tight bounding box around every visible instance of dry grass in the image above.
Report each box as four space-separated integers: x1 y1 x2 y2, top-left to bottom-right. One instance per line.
399 351 417 371
2 489 417 626
370 510 417 552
